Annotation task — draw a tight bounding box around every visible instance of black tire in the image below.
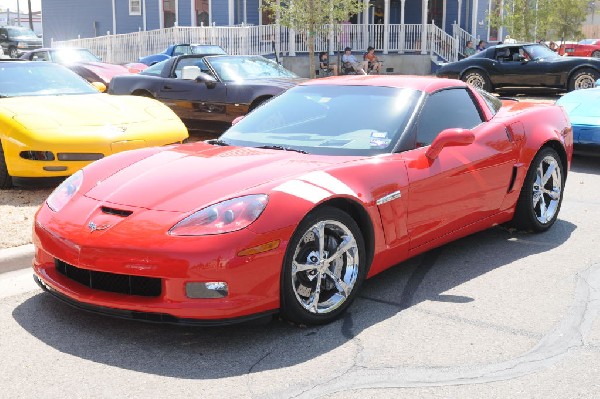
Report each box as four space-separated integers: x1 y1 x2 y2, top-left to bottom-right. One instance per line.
249 97 271 112
568 68 600 91
280 206 367 325
509 147 564 232
461 69 492 92
592 50 600 58
0 142 13 189
132 90 154 98
8 46 18 59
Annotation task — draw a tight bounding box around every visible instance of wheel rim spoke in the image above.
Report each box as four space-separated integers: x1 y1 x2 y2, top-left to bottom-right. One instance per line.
541 162 556 186
293 260 317 274
324 269 350 298
325 235 355 264
308 272 323 313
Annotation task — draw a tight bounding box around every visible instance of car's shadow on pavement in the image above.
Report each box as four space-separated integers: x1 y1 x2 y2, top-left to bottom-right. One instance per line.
12 219 576 380
571 154 600 174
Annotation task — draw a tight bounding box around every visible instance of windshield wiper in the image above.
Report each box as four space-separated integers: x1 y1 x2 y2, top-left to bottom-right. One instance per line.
205 139 230 146
255 145 308 154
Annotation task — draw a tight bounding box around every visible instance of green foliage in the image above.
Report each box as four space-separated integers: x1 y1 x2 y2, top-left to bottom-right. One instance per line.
488 0 588 41
261 0 364 77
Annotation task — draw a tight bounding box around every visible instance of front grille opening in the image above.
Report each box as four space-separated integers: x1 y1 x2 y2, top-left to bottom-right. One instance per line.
55 259 161 297
57 153 104 161
101 206 133 217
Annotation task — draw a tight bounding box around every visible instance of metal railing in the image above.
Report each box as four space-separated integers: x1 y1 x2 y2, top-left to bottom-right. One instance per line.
429 23 458 63
52 23 458 64
452 24 476 59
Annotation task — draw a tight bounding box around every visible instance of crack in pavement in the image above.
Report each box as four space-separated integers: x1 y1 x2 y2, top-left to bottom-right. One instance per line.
272 262 600 398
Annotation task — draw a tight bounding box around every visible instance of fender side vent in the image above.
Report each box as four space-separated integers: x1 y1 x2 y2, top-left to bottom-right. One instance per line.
101 206 133 217
507 166 518 193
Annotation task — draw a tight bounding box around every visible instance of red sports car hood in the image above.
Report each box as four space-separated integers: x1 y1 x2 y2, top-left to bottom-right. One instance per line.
84 143 359 212
74 61 131 81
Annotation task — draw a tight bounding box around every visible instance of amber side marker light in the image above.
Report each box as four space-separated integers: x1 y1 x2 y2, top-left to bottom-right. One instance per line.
238 240 280 257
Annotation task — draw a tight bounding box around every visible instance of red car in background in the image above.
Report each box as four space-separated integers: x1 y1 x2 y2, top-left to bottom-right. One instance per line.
33 76 573 326
20 48 147 89
559 39 600 57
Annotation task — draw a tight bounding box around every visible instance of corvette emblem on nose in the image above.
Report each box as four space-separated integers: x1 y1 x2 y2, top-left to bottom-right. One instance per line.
88 221 111 232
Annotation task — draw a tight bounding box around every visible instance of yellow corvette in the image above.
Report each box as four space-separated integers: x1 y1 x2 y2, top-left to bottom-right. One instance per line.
0 61 188 189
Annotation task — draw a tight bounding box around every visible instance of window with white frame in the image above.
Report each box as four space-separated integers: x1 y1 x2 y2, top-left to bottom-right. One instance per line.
130 0 142 15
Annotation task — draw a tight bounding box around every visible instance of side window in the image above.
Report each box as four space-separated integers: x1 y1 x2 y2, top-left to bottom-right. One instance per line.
416 88 483 147
173 57 210 78
33 51 50 61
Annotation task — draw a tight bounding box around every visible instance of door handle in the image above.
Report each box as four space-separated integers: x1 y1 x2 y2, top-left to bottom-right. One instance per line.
163 85 173 90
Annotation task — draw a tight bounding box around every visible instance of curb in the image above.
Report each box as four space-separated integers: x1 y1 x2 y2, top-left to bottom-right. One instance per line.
0 244 34 274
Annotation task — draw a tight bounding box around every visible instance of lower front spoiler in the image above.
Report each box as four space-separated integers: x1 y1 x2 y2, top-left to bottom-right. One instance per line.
34 274 277 327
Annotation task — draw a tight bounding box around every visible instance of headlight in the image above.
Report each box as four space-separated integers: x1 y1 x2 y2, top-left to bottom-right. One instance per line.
169 194 268 236
17 42 28 49
46 170 84 212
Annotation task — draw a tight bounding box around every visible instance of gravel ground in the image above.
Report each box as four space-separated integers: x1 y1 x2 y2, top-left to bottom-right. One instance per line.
0 185 54 249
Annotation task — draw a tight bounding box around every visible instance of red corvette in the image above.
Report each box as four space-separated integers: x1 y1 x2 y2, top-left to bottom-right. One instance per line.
559 39 600 57
33 76 573 326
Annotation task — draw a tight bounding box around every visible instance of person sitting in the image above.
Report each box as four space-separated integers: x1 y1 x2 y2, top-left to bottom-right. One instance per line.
464 40 476 57
363 46 382 74
476 40 487 52
342 47 368 75
318 52 338 76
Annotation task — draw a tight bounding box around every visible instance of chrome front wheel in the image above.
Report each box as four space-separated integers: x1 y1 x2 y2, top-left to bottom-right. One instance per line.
281 207 366 325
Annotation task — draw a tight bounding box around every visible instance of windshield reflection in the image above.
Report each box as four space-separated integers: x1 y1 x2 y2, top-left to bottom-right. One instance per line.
221 85 421 156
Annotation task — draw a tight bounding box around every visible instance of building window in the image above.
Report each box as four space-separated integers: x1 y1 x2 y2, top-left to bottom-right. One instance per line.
129 0 142 15
195 0 209 26
164 0 176 28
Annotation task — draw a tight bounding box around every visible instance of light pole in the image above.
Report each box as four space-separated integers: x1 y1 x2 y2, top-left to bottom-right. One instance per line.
16 0 21 26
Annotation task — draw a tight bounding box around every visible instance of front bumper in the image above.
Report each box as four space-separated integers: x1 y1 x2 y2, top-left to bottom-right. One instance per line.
34 274 277 326
32 200 287 323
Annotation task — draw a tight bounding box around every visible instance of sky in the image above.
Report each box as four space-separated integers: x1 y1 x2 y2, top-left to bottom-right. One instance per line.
0 0 41 13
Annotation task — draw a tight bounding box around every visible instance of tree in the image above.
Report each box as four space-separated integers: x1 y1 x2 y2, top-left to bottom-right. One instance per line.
487 0 587 41
262 0 363 78
551 0 589 40
488 0 553 41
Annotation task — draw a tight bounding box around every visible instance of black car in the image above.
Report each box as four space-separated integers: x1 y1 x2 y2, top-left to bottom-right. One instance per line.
437 43 600 92
0 26 42 58
109 54 303 131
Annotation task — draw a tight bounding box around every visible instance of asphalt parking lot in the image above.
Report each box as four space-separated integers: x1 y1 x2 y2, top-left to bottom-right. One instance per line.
2 92 600 398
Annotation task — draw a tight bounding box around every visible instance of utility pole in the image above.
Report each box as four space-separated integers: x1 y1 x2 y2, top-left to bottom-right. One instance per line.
16 0 21 26
27 0 33 31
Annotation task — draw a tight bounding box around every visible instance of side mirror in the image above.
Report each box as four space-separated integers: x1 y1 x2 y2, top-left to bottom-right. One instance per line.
231 116 244 126
0 34 6 40
91 82 107 93
425 128 475 160
196 72 218 89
